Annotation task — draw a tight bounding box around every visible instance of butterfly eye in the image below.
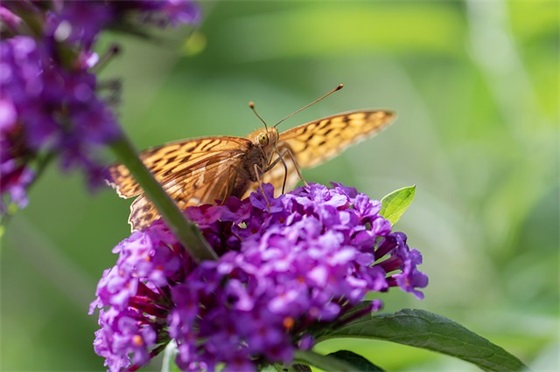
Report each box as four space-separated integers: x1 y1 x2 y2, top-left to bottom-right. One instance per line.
257 132 269 146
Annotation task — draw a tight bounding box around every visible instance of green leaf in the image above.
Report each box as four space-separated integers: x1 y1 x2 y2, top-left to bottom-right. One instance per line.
327 350 385 371
294 350 357 371
315 308 527 372
380 186 416 225
286 363 312 372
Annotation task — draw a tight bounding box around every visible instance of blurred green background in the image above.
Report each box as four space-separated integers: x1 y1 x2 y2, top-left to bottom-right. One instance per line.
2 1 558 371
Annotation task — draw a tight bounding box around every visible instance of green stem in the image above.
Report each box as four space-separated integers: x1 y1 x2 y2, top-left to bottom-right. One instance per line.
293 350 355 372
110 136 217 262
34 151 56 181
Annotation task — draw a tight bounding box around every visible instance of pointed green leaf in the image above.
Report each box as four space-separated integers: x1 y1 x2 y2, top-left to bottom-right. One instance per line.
380 186 416 225
327 350 385 371
294 350 356 371
286 363 312 372
315 308 527 372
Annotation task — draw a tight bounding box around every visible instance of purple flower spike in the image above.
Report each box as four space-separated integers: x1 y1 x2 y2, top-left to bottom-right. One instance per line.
0 36 120 210
0 0 201 214
91 183 428 371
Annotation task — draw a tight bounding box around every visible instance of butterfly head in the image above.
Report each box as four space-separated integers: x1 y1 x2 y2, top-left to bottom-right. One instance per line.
250 127 279 149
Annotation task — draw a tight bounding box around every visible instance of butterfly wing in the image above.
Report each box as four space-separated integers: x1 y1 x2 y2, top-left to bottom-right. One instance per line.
107 136 253 230
108 111 395 229
260 110 395 193
276 110 395 168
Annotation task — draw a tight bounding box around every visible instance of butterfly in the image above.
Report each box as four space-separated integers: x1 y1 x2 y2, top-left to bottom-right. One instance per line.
107 109 395 231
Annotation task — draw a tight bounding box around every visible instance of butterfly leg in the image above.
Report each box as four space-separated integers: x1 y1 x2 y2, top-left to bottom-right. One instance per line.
269 146 307 193
226 163 270 209
267 148 290 194
252 163 272 210
282 146 307 188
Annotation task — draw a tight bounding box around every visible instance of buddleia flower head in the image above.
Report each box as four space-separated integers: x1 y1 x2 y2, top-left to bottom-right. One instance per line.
90 183 428 371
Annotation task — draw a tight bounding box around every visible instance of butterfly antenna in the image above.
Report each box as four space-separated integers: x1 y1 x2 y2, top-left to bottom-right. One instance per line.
249 101 269 130
273 83 344 128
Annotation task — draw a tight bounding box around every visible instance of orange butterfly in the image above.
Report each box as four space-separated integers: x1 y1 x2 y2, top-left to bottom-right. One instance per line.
108 108 395 231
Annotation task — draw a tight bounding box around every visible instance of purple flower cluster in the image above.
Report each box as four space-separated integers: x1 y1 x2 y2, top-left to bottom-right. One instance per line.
0 35 120 210
0 0 200 213
90 183 428 371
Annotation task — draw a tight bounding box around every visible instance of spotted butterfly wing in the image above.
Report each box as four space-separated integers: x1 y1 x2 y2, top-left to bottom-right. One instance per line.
107 110 395 231
108 136 255 230
261 110 395 191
